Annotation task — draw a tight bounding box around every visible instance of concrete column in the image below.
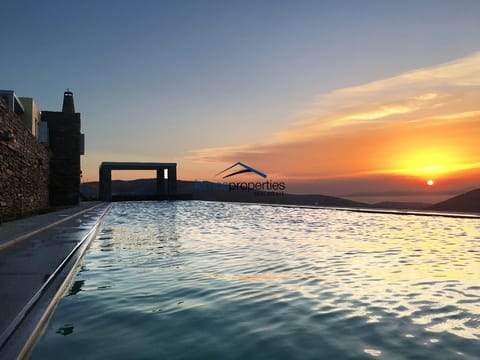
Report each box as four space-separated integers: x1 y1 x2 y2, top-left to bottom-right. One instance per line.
99 167 104 201
99 167 112 201
156 168 166 196
167 165 177 197
105 170 112 201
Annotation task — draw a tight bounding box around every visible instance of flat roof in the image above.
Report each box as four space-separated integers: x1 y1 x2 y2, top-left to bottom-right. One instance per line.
99 162 176 170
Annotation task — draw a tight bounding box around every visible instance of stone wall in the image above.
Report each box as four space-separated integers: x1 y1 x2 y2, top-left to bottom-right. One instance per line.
0 99 49 222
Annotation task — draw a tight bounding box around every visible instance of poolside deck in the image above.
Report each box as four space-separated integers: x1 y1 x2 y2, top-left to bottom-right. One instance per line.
0 202 111 359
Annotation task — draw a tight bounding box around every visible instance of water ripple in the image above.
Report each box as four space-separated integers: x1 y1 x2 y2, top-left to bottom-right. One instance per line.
31 201 480 360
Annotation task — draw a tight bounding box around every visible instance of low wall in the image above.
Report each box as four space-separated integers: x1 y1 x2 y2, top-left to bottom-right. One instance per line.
0 100 49 222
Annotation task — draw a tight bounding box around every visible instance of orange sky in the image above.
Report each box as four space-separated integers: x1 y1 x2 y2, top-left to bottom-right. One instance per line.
190 117 477 179
85 52 480 202
181 52 480 200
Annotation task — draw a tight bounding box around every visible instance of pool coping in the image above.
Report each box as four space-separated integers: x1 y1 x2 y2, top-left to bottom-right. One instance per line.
0 202 104 251
201 200 480 219
0 203 112 360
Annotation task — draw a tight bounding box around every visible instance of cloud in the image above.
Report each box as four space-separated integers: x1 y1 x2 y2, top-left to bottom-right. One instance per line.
274 52 480 142
187 52 480 184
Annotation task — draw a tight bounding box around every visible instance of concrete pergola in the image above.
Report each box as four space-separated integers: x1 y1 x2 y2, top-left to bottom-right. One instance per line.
99 162 177 201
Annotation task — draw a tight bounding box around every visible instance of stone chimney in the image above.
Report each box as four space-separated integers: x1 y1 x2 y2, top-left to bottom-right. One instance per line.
62 89 75 113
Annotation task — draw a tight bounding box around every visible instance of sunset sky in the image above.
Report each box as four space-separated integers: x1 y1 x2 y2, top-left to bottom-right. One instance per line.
2 1 479 202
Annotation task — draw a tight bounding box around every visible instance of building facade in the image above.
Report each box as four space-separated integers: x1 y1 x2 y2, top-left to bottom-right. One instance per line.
0 89 85 220
41 91 84 206
18 97 41 139
0 91 41 140
0 90 25 115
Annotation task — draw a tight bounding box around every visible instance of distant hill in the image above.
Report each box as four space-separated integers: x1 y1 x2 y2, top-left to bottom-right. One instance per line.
373 201 432 211
427 189 480 213
80 179 368 208
83 179 480 213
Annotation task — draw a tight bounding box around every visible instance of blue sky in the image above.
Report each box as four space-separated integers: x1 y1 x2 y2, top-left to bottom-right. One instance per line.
1 0 479 191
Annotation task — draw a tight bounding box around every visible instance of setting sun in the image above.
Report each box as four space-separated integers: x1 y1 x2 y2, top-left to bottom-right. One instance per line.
387 142 479 182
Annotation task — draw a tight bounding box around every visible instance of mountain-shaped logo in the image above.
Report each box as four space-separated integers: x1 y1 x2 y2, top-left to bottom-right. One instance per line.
216 162 267 179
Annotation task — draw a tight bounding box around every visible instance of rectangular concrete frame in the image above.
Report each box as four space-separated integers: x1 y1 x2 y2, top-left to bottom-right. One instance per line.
99 162 177 201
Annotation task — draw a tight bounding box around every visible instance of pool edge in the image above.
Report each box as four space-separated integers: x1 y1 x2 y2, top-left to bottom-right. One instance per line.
3 203 112 360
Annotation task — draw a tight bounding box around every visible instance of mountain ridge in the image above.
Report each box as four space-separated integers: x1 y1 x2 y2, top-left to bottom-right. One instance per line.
80 179 480 213
427 189 480 213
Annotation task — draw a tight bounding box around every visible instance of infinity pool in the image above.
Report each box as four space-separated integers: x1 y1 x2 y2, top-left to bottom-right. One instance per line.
31 201 480 359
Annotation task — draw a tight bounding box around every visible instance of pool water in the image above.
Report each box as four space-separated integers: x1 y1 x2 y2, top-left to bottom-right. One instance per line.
31 201 480 359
